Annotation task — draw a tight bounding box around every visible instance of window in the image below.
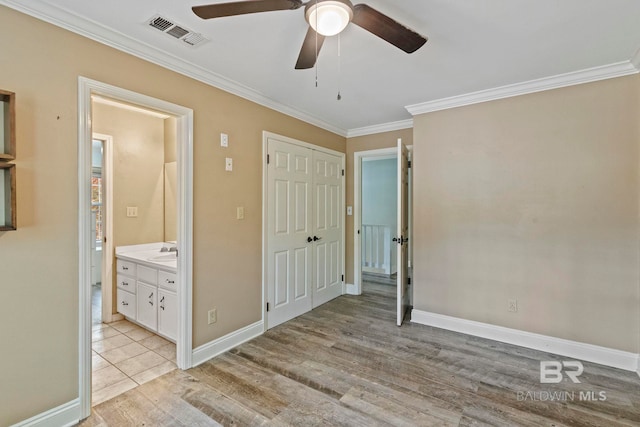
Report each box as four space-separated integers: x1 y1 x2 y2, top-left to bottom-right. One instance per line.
91 174 103 245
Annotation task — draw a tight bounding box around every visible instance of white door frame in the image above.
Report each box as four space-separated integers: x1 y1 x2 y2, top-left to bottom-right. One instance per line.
262 131 346 330
352 146 412 296
78 77 194 418
92 133 116 323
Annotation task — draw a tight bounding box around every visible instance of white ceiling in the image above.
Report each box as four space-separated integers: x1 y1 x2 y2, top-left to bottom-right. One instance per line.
5 0 640 135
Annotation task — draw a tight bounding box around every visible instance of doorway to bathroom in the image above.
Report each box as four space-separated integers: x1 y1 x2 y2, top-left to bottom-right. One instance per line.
78 77 194 419
89 99 181 406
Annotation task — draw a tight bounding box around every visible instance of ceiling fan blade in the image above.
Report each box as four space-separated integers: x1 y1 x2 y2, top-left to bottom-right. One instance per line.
193 0 303 19
352 4 427 54
295 26 325 69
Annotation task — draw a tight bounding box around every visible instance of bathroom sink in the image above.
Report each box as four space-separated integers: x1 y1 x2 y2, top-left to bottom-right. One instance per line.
147 253 177 262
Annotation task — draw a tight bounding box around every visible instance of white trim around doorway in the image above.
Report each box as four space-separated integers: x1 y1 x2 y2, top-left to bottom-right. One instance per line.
351 146 413 296
78 77 194 420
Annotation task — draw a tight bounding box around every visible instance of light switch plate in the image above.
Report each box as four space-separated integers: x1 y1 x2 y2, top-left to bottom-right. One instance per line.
126 206 138 217
225 157 233 171
237 207 245 220
347 206 353 216
220 133 228 147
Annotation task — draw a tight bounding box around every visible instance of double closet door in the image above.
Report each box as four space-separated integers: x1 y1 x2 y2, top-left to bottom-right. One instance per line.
266 136 344 329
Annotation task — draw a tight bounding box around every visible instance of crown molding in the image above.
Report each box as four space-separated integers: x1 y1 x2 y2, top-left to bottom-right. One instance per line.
346 119 413 138
0 0 348 137
406 60 640 116
631 47 640 71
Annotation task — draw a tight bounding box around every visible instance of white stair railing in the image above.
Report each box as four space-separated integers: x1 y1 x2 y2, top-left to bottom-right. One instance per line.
362 224 392 275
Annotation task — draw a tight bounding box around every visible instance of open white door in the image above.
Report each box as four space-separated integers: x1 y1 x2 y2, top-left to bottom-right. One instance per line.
396 139 410 326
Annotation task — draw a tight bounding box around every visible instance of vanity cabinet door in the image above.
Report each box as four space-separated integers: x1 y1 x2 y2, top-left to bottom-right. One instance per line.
158 289 177 341
136 281 157 330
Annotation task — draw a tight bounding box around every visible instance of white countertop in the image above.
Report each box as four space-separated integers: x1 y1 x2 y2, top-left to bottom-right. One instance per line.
115 242 177 272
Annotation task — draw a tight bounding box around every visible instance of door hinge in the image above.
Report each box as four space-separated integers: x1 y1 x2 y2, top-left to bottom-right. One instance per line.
267 154 270 164
266 302 270 312
341 274 344 282
341 169 344 176
408 277 411 285
103 236 107 243
357 229 360 234
408 160 412 168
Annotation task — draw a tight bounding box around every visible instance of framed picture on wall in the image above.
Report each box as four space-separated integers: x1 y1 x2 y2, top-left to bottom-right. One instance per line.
0 163 16 230
0 89 15 161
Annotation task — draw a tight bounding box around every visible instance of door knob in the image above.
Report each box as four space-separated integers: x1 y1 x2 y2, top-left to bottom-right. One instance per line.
313 236 321 241
307 236 313 243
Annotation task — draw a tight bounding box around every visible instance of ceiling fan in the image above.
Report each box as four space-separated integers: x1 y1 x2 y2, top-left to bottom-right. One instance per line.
192 0 427 69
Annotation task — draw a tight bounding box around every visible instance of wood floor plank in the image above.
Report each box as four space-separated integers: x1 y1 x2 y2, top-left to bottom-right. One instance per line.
135 370 225 427
79 280 640 427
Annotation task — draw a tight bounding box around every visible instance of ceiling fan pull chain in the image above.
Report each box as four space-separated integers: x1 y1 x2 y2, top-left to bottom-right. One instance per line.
337 33 342 101
315 0 319 87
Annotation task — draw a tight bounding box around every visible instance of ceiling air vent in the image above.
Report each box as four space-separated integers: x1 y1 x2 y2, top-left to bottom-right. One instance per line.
148 15 208 48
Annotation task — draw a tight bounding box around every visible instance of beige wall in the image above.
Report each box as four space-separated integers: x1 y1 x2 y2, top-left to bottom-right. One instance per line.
164 117 177 163
0 6 344 425
93 102 166 246
345 128 413 283
413 75 640 353
164 117 178 241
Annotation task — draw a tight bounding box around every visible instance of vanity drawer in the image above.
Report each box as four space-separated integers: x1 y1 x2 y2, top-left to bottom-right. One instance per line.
117 259 136 276
137 264 158 285
116 289 136 319
116 274 135 292
158 270 178 292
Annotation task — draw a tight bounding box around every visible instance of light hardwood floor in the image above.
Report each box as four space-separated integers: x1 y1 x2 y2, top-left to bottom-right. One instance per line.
80 282 640 426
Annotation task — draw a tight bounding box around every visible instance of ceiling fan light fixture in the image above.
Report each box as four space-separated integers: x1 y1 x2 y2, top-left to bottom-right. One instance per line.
306 1 353 37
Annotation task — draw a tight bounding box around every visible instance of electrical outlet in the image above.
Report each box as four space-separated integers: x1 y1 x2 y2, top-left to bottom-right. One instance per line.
208 308 217 325
225 157 233 171
508 299 518 313
126 206 138 217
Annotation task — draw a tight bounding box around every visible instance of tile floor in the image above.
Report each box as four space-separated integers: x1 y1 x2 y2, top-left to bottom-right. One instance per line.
91 319 177 406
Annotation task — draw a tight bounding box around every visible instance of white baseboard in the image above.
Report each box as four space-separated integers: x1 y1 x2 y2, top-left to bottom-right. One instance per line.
191 320 263 367
11 399 80 427
345 283 360 295
411 309 640 373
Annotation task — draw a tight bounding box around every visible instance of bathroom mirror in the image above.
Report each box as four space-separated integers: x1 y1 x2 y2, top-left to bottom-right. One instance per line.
164 161 177 242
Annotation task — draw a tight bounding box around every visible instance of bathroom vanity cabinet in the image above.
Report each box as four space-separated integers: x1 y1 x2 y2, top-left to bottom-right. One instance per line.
116 257 177 342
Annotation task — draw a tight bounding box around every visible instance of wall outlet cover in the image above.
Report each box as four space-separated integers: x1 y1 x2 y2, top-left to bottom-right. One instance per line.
208 308 217 324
